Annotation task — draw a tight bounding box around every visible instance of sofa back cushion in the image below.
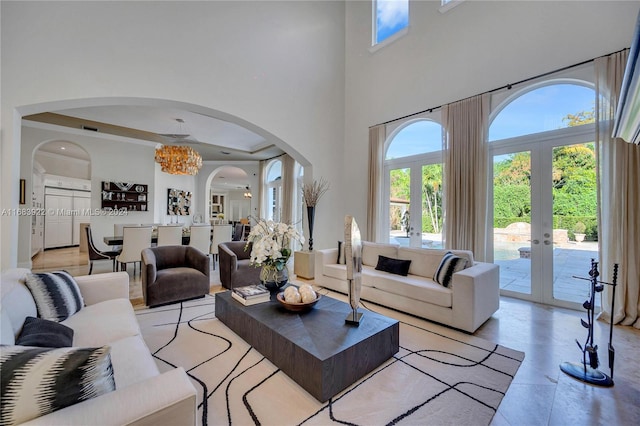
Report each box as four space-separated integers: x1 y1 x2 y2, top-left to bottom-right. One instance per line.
397 248 474 278
1 268 37 345
361 242 399 267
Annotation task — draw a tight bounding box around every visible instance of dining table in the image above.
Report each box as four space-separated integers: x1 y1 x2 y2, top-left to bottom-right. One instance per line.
103 232 192 247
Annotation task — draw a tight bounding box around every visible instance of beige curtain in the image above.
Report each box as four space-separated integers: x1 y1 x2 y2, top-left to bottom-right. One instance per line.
442 94 490 260
281 154 296 224
367 125 386 242
595 50 640 328
258 160 266 219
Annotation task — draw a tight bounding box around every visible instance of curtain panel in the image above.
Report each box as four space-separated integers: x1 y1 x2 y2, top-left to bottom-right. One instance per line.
281 154 296 225
367 125 386 242
442 94 490 261
595 51 640 328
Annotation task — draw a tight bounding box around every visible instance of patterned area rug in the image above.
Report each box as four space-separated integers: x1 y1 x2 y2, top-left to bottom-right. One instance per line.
135 291 524 426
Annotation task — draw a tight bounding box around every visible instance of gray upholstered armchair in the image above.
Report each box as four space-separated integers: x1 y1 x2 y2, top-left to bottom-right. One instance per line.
141 245 210 307
218 241 262 289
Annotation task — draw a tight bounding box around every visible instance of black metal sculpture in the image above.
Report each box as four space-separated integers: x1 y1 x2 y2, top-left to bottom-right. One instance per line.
560 259 618 387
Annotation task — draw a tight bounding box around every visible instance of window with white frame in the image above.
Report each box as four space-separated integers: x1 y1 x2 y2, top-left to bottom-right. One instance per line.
373 0 409 46
384 119 445 249
265 160 282 222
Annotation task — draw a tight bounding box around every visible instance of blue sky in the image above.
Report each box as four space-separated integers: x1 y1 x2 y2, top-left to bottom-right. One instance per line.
387 84 596 159
376 0 409 44
488 84 595 140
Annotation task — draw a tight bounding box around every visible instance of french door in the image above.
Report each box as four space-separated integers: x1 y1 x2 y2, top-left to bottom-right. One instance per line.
490 126 598 309
385 155 443 249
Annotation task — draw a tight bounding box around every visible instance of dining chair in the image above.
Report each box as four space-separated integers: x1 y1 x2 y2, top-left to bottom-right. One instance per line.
113 223 140 251
116 226 152 276
232 223 245 241
211 224 233 270
189 224 212 256
156 225 183 246
86 226 121 274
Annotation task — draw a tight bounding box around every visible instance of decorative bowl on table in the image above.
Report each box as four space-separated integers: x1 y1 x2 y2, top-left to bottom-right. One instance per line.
276 292 321 312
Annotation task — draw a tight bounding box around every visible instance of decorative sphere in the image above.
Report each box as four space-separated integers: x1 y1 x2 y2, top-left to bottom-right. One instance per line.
284 287 301 303
301 290 316 303
299 284 314 294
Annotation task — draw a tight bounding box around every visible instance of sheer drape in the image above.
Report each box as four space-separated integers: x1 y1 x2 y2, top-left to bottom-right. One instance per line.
442 94 490 260
281 154 296 224
367 125 386 242
595 51 640 328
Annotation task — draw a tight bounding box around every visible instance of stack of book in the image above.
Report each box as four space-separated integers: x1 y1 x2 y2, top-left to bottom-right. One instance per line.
231 284 270 306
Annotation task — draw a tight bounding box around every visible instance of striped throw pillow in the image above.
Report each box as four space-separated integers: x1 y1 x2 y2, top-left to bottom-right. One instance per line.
433 252 468 288
24 271 84 322
0 345 115 425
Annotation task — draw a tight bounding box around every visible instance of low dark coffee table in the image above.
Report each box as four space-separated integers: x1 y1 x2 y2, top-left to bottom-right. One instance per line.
215 290 399 402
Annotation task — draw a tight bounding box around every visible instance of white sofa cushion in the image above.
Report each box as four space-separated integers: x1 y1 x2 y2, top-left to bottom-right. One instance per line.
109 335 160 389
361 242 399 267
363 267 453 308
398 247 448 277
62 299 141 347
324 263 348 281
397 247 474 278
1 270 37 345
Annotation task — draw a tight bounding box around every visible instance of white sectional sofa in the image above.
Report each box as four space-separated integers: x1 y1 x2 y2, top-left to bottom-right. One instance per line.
0 268 197 425
314 242 500 333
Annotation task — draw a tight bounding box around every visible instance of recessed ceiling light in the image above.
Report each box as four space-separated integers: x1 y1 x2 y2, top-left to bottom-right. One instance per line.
60 147 66 150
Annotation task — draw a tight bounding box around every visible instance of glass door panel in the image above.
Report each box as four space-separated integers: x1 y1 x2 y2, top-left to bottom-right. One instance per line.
389 167 411 247
550 143 600 306
421 164 443 248
493 151 532 296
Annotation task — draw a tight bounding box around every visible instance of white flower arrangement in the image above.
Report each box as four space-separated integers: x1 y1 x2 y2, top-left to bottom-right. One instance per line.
245 219 305 271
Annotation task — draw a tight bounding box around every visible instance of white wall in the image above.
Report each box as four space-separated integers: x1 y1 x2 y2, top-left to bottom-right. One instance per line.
154 166 196 227
344 0 640 238
1 1 346 269
34 151 90 180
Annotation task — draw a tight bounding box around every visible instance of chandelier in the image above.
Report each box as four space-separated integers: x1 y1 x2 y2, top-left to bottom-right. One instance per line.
244 186 252 198
155 145 203 175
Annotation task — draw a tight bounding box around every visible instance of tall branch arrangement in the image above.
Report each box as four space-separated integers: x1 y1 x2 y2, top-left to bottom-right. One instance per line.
302 178 330 207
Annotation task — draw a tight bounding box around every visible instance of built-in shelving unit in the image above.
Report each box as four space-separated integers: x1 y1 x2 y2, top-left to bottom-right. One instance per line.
210 193 225 219
101 181 148 212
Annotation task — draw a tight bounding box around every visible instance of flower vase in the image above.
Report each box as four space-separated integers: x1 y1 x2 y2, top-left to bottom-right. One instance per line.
307 206 315 251
260 264 289 292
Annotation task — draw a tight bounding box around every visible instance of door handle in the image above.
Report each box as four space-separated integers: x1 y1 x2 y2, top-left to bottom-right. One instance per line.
532 239 540 244
544 240 551 245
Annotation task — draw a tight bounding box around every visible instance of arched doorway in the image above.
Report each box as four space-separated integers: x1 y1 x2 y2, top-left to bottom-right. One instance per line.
489 82 598 309
206 166 251 223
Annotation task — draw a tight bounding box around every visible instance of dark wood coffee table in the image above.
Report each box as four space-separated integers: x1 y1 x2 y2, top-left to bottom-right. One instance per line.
215 290 399 402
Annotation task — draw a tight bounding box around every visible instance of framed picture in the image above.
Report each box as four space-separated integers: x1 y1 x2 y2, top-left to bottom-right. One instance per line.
167 188 192 215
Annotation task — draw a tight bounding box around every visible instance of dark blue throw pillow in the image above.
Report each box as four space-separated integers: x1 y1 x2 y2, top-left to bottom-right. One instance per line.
375 255 412 276
16 316 74 348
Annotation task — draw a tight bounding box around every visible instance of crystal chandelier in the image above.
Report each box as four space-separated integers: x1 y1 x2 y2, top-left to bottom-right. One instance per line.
154 145 203 175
